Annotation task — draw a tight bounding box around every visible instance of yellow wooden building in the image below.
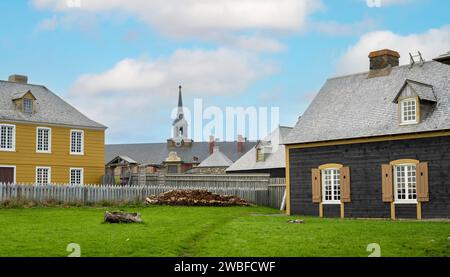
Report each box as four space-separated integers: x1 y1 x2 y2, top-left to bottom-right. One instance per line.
0 75 107 184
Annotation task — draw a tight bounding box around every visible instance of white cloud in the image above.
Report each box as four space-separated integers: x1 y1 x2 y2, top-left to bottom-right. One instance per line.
337 25 450 74
67 48 277 140
32 0 325 54
33 0 323 38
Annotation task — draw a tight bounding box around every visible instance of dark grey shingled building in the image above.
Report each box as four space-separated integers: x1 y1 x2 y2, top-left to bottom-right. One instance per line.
284 49 450 220
105 87 255 180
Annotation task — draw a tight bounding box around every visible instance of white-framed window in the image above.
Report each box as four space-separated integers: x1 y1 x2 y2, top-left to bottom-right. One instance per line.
70 168 84 185
23 98 33 114
0 124 16 151
394 164 417 204
400 98 418 124
70 130 84 155
36 127 51 153
36 167 51 185
321 168 341 204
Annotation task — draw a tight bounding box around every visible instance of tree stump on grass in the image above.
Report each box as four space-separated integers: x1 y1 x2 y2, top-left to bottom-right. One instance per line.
104 211 142 223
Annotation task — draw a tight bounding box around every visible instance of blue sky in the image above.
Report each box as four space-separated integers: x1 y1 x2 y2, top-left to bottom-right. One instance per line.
1 0 449 144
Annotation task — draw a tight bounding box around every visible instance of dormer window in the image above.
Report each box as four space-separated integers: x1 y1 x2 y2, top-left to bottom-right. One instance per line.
400 98 418 125
394 80 437 126
256 148 265 162
12 90 37 114
23 98 33 114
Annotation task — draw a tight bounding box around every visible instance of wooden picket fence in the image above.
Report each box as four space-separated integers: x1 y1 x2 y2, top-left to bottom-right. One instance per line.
268 178 287 210
0 176 286 208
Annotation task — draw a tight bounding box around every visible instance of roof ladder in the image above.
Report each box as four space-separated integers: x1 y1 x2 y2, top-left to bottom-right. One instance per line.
409 51 425 68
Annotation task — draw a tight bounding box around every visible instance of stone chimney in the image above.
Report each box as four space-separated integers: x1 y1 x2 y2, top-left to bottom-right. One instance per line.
208 136 215 154
369 49 400 70
237 135 244 153
8 74 28 84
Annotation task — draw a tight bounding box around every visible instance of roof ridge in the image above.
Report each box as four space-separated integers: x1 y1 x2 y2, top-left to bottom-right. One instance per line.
327 60 436 81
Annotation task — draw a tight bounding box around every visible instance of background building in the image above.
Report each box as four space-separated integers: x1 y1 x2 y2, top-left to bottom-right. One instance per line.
105 86 256 182
0 75 107 185
284 50 450 220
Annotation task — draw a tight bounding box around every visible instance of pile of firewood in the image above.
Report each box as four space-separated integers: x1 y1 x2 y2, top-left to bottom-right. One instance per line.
145 190 249 207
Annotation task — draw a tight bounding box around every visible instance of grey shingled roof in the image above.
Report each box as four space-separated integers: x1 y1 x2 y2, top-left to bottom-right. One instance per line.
0 80 106 129
284 61 450 145
105 141 257 165
226 126 292 172
197 147 233 168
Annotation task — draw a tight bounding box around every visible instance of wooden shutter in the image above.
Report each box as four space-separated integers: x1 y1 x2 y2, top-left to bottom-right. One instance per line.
416 162 429 202
340 167 351 203
311 169 321 203
382 164 393 202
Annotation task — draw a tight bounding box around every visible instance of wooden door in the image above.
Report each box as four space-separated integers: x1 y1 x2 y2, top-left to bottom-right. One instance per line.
0 167 15 183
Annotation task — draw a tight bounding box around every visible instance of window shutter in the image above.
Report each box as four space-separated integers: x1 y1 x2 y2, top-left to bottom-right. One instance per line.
416 162 429 202
340 167 351 203
382 164 393 202
311 168 321 203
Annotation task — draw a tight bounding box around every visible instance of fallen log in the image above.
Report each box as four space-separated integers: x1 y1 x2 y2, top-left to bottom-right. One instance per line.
104 211 142 223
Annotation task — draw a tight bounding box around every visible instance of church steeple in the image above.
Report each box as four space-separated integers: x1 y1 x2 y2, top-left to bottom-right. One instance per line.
172 85 188 141
168 85 192 148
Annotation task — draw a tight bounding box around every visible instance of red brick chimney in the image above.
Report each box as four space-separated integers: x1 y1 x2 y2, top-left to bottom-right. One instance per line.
369 49 400 70
209 136 215 154
237 135 244 153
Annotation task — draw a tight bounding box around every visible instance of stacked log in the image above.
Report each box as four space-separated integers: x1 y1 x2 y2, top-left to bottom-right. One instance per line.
104 211 142 223
145 190 249 207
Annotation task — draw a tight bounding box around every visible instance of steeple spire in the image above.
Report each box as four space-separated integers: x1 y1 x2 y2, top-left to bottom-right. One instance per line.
178 85 183 108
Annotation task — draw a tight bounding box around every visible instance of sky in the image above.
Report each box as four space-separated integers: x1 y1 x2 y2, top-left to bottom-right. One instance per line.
1 0 450 144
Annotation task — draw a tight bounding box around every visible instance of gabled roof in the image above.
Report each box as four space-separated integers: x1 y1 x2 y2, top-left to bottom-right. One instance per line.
12 90 36 101
197 147 233 168
284 61 450 145
393 79 436 103
105 141 257 165
0 80 106 129
106 155 138 167
226 126 292 172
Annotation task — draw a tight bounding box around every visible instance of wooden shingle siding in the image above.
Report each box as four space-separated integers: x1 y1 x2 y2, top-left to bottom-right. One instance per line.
323 204 341 218
289 136 450 219
0 122 105 184
395 204 417 219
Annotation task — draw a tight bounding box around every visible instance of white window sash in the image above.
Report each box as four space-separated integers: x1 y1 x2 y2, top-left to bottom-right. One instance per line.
400 98 418 125
321 168 341 204
0 124 16 151
36 167 51 185
23 99 33 114
70 130 84 155
36 127 52 153
70 168 84 185
394 164 418 204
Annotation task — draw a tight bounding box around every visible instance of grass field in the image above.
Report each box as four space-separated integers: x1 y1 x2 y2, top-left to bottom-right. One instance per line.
0 206 449 257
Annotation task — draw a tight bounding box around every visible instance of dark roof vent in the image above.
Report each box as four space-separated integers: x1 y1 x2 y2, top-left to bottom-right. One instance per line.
8 74 28 84
433 51 450 65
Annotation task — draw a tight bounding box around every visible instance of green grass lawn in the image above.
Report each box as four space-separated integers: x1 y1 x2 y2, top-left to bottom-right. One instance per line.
0 206 448 257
